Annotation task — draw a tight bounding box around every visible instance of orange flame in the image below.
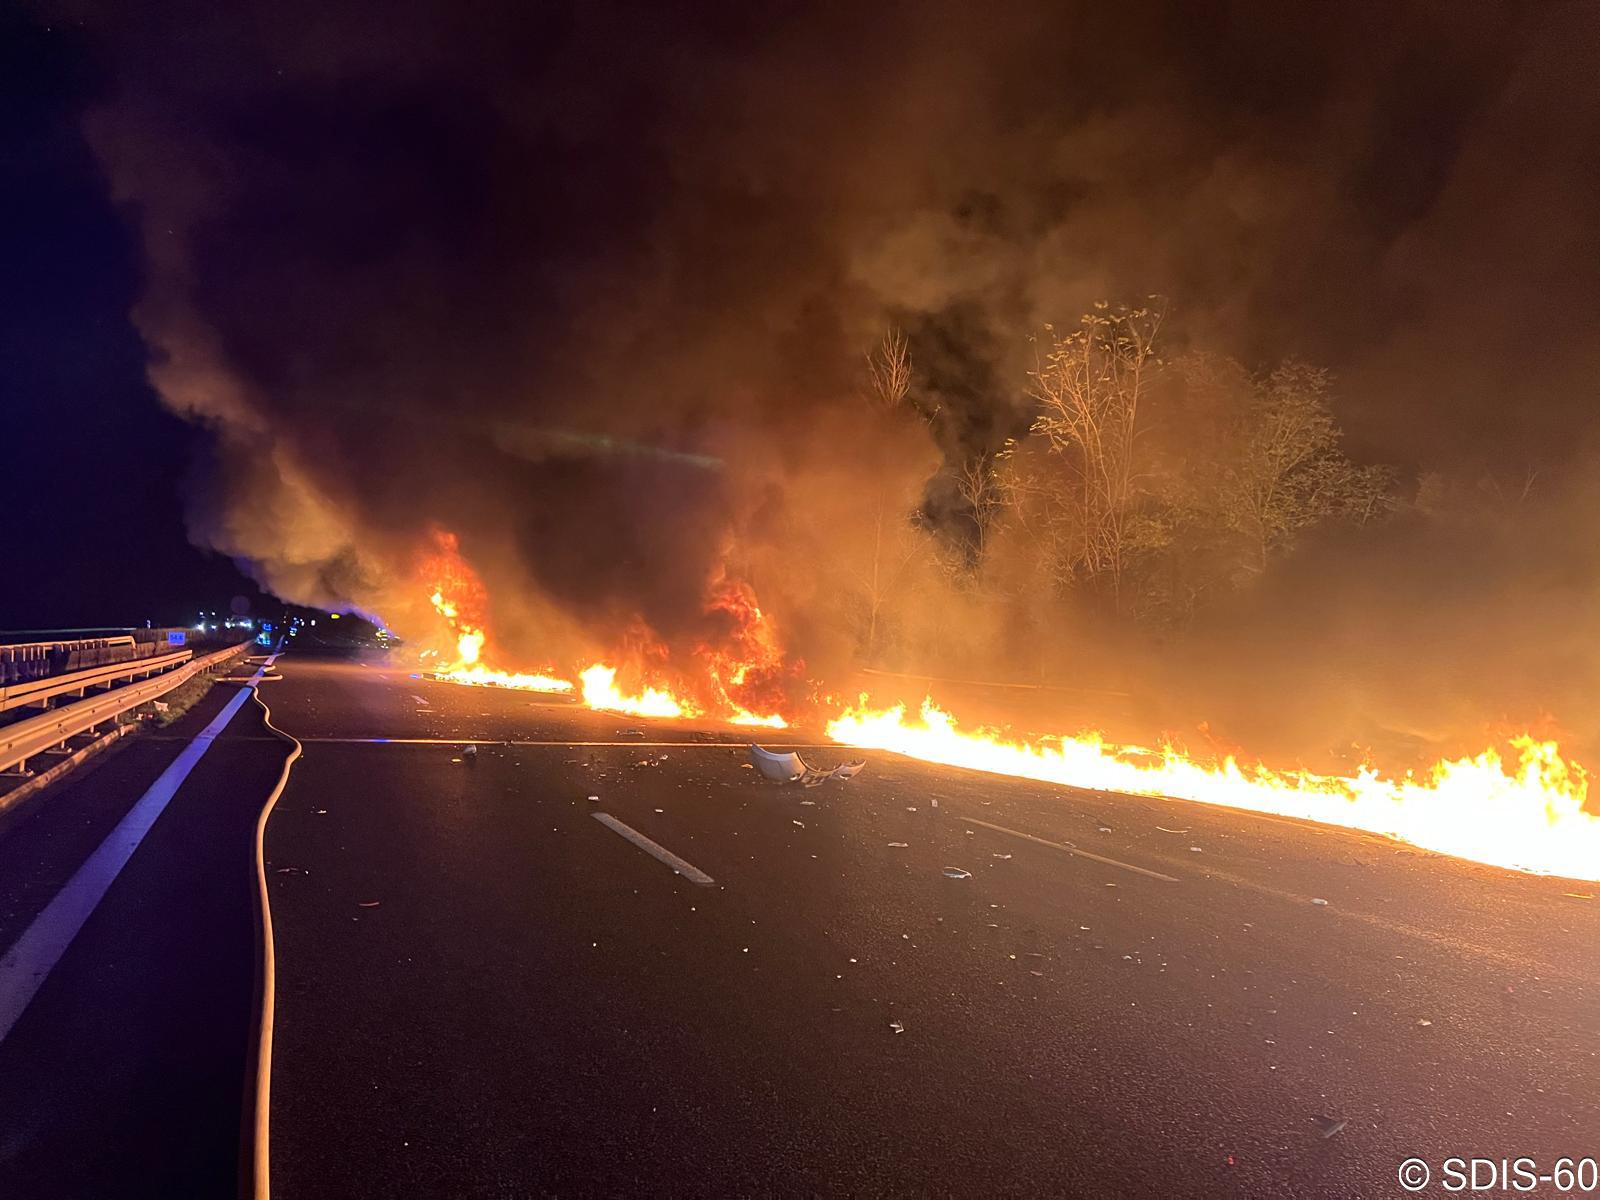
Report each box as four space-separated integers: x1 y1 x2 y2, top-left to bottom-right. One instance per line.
422 537 572 693
826 698 1600 881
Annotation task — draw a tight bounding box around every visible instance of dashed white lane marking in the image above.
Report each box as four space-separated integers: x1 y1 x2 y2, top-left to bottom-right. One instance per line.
961 815 1182 883
0 653 280 1046
591 812 715 886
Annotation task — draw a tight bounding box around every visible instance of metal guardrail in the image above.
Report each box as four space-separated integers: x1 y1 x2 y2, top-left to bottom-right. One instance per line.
0 642 254 777
0 635 144 688
0 648 194 715
0 634 135 650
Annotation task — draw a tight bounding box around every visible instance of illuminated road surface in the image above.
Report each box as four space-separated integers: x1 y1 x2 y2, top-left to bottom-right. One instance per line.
2 650 1598 1198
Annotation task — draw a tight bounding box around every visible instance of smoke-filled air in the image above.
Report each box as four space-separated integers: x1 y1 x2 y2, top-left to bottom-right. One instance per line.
63 0 1600 877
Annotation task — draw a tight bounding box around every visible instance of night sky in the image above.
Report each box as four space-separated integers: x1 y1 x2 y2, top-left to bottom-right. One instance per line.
1 9 262 628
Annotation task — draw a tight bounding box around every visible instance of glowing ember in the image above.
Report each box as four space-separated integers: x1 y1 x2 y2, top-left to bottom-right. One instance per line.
826 698 1600 881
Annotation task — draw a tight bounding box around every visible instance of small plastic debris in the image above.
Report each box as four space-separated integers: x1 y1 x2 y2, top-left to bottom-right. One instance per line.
463 744 478 758
274 867 305 875
357 901 381 908
1098 826 1112 833
450 757 462 763
1155 827 1189 834
799 799 816 806
1416 1018 1433 1027
931 798 939 808
1311 897 1329 906
1030 970 1044 977
889 1020 905 1034
1188 846 1203 853
791 819 805 828
313 809 328 815
654 808 664 813
991 853 1012 860
905 806 918 812
942 867 972 880
887 841 909 848
1563 892 1594 899
586 795 600 802
749 743 866 785
1312 1115 1348 1139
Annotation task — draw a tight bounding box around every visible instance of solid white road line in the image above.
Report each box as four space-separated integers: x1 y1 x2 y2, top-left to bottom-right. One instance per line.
272 737 842 749
961 814 1182 883
0 653 280 1046
591 812 715 885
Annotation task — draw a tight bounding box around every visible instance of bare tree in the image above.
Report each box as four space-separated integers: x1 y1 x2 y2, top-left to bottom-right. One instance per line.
854 325 926 660
1027 300 1166 611
865 326 912 411
955 454 1004 564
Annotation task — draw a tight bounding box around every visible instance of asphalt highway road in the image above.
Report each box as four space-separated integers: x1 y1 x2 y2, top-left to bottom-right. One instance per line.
2 647 1598 1197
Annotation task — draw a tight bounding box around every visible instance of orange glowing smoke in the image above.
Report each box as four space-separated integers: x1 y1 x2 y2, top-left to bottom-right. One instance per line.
826 698 1600 881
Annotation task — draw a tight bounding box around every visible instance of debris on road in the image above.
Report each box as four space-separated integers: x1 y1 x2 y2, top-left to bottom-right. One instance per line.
1155 827 1189 834
1311 897 1330 906
463 744 478 759
1188 846 1203 853
274 867 306 875
357 901 381 908
748 744 866 786
586 794 600 802
990 853 1012 860
887 841 908 848
1312 1115 1348 1139
1416 1018 1433 1027
792 819 805 828
889 1020 905 1034
942 867 972 880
